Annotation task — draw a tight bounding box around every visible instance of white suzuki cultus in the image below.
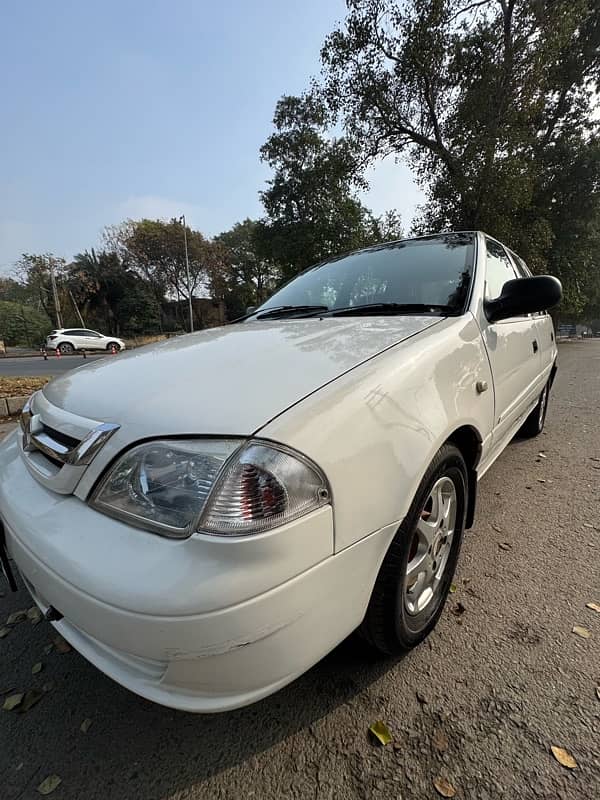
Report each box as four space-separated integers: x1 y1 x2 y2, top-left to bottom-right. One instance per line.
0 232 561 711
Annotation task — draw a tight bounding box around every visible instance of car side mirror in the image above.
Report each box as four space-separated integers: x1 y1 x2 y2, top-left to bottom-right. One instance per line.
245 306 256 316
484 276 562 323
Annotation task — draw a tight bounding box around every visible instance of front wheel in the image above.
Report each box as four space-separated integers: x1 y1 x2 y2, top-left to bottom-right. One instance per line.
359 443 468 655
106 341 121 352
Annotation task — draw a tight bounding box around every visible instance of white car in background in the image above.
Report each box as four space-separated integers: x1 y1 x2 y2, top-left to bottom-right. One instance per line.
1 232 561 712
45 328 126 354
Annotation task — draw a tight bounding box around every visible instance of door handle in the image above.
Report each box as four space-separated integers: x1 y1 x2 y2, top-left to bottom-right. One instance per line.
532 340 538 354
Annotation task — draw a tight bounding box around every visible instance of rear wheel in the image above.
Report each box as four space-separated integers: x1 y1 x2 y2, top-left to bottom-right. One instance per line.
519 381 549 438
359 443 468 655
59 342 74 354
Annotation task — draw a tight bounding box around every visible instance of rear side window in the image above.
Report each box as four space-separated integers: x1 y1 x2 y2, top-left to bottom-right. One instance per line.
485 239 519 300
63 329 80 336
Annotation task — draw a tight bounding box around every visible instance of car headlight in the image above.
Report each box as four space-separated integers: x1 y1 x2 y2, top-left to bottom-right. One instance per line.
90 439 330 538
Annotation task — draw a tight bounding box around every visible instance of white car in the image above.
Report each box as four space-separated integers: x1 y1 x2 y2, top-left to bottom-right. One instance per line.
45 328 126 354
0 232 561 712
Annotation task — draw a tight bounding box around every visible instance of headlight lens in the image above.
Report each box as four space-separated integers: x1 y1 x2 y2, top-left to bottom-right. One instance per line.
91 439 330 538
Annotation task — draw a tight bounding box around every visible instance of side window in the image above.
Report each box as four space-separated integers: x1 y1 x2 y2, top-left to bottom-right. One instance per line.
512 253 531 278
63 329 80 336
83 330 102 338
485 239 519 300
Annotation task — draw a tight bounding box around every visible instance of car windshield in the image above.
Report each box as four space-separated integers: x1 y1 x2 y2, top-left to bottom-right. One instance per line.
255 233 475 317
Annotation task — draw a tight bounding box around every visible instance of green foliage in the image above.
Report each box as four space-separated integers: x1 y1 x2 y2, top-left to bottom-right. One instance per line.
0 301 52 347
258 94 402 280
319 0 600 318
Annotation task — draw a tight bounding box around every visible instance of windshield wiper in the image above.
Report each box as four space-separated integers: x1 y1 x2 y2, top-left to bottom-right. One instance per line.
318 302 456 318
255 304 329 320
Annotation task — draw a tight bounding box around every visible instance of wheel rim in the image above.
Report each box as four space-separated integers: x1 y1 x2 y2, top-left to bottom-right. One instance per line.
537 386 548 431
60 344 73 354
404 476 457 615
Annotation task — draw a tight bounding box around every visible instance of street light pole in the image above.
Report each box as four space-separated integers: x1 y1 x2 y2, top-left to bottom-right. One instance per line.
179 214 194 333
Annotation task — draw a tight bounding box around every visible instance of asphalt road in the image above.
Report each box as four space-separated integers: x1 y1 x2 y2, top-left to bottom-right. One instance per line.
0 354 106 377
1 341 599 800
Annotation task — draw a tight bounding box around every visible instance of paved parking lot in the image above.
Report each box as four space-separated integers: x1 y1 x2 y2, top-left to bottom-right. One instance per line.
1 341 599 800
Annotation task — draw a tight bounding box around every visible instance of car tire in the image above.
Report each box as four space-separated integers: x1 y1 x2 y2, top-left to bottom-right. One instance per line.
106 341 121 352
59 342 74 355
518 380 549 439
359 443 468 656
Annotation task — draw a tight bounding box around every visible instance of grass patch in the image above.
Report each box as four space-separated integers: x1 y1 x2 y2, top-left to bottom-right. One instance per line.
0 377 50 399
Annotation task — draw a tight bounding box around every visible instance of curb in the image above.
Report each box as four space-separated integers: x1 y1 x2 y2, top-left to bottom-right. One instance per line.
0 395 28 416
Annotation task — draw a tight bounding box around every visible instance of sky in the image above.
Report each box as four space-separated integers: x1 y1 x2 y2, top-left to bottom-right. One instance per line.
0 0 424 274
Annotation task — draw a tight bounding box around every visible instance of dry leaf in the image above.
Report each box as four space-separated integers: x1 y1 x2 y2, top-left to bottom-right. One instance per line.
37 774 62 795
451 602 466 616
499 542 511 551
18 688 44 713
369 720 392 746
3 692 24 711
80 717 93 733
0 627 10 638
31 662 43 675
6 610 27 625
27 607 42 625
551 746 577 769
433 776 456 797
432 729 449 752
449 583 457 594
53 635 72 654
572 625 591 639
585 602 600 613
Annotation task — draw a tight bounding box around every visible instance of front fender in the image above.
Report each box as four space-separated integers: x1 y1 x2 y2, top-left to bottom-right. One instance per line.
260 314 494 552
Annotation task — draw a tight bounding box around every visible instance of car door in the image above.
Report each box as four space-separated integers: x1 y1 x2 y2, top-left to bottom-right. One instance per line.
79 330 105 350
479 238 543 447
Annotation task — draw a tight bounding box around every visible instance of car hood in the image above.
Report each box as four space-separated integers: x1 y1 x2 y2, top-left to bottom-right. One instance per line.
42 317 442 435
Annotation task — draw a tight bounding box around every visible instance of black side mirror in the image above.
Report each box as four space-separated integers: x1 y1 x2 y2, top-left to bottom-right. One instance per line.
485 276 562 323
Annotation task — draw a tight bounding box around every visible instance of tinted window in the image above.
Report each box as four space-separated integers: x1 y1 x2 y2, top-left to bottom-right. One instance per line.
259 234 475 313
485 239 518 300
63 329 80 336
83 330 102 337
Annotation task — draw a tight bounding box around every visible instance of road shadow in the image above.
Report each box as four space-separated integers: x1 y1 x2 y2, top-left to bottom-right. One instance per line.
1 575 404 800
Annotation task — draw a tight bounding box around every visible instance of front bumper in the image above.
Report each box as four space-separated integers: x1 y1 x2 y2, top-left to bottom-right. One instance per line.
0 430 396 712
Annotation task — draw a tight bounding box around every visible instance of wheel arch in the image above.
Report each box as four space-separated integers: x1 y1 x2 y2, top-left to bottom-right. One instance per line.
446 424 482 529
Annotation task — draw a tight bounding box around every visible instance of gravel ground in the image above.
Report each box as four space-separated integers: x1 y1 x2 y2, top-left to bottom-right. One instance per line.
0 340 598 800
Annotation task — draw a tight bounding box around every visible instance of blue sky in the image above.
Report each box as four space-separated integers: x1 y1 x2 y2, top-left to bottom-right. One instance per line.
0 0 423 273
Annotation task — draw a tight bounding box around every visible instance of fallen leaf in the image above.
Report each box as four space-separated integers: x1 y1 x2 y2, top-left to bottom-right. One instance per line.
0 627 10 638
53 635 71 654
27 606 42 625
80 717 93 733
369 720 392 745
492 523 502 533
31 662 43 675
449 583 457 594
433 777 456 797
6 610 27 625
572 625 591 639
37 775 62 795
3 692 24 711
551 746 577 769
585 602 600 613
18 688 44 713
451 602 466 616
498 542 511 551
432 729 449 752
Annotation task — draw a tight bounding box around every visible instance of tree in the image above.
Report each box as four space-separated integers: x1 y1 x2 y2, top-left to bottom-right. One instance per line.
258 94 400 279
319 0 600 311
0 301 52 347
15 253 67 326
213 219 280 318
